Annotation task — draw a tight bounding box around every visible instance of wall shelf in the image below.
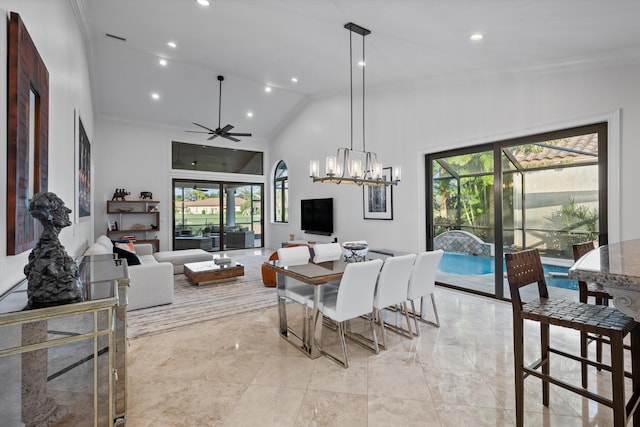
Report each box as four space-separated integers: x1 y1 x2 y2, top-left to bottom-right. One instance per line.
106 200 160 251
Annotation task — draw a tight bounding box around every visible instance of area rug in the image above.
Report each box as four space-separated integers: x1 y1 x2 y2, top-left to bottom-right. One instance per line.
126 253 276 339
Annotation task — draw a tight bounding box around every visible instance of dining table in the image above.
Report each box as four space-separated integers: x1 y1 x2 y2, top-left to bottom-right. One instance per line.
263 258 348 358
569 238 640 321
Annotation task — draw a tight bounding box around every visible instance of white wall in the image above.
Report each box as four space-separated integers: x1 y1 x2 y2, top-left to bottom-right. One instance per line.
93 118 268 251
268 62 640 252
0 0 94 295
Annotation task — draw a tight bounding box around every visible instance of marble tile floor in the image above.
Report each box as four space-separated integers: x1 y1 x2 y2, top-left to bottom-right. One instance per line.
125 286 634 426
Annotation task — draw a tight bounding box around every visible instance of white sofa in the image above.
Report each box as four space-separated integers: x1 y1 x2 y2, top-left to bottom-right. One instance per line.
84 235 174 311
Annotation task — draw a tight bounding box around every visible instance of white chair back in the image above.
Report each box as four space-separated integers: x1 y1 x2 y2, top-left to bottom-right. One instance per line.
334 259 383 322
373 254 417 309
277 245 310 266
407 250 444 300
313 242 343 263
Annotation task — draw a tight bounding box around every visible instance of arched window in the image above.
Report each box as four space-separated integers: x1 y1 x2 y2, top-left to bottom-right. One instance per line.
274 160 288 223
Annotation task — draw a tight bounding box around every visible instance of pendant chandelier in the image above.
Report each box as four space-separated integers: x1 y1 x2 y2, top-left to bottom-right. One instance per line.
309 22 401 187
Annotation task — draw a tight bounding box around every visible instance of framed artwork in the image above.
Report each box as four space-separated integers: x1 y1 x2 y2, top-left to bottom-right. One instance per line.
76 113 91 221
363 167 393 220
6 12 49 255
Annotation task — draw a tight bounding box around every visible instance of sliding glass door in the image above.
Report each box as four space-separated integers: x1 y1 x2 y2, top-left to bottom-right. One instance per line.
173 179 263 251
427 123 607 299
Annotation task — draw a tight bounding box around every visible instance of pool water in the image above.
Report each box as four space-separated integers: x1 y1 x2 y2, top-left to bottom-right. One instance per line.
437 252 578 290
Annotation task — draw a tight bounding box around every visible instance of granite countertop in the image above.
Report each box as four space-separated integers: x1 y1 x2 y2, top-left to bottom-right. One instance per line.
569 239 640 289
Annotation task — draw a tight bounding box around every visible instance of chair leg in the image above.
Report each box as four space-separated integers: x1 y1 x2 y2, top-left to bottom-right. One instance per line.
541 322 550 407
430 294 440 328
338 321 349 369
402 302 413 337
631 326 640 427
580 331 589 388
368 315 380 354
513 317 525 427
611 331 625 427
377 308 387 350
410 300 420 337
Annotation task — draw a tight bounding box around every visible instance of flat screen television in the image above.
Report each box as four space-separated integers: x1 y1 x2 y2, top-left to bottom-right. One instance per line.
301 198 333 236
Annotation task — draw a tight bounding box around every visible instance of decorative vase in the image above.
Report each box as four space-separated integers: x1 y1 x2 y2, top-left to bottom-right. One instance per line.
289 234 295 241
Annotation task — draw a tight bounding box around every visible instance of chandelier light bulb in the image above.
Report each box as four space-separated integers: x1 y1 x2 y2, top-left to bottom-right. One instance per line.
309 160 319 178
326 156 336 176
394 166 402 182
351 160 362 178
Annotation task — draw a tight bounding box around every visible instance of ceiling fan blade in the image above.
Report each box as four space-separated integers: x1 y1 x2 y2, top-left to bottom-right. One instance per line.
207 134 219 140
185 130 211 134
223 135 241 142
220 124 234 133
227 132 252 137
193 122 216 132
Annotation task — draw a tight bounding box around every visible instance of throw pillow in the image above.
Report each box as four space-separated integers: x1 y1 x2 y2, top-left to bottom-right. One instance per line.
114 241 136 253
113 245 141 266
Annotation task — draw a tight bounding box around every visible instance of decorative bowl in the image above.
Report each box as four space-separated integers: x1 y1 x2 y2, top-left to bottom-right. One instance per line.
118 207 134 212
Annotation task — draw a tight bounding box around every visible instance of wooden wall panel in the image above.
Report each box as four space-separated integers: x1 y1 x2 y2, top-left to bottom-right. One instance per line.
6 12 49 255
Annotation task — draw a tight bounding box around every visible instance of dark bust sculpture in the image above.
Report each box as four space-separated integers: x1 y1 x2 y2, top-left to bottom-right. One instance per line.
24 192 82 308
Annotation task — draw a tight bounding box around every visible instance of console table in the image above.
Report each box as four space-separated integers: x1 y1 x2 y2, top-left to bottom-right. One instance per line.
0 254 129 426
569 239 640 321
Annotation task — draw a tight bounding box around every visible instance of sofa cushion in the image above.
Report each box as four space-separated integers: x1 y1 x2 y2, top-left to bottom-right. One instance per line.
96 235 114 251
154 249 213 274
113 245 141 266
84 242 110 256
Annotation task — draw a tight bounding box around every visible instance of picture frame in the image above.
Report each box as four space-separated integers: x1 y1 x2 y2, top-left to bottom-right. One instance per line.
75 112 91 222
6 12 49 255
363 167 393 220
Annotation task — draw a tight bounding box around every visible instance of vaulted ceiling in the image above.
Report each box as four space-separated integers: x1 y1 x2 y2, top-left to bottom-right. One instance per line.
77 0 640 141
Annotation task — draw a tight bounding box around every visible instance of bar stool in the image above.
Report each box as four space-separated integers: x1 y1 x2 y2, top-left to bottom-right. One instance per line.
505 249 640 427
573 241 614 388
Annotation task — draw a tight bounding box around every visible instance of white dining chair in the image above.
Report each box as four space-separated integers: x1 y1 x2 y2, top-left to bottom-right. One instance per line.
373 253 417 348
406 250 444 334
316 258 383 368
312 242 343 263
276 246 314 342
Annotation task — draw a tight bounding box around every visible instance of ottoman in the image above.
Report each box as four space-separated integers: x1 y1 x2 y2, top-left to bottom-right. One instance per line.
153 249 214 274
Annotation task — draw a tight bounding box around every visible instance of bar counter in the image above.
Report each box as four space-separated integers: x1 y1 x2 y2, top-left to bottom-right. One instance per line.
569 238 640 321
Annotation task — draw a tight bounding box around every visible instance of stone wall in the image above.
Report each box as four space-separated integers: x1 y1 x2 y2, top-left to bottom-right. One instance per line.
434 230 494 257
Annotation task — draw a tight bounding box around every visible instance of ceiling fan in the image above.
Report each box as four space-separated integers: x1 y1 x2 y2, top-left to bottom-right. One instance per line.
187 75 252 142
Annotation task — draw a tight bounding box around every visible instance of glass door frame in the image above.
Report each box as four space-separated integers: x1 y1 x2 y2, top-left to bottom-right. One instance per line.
426 123 608 299
172 179 264 252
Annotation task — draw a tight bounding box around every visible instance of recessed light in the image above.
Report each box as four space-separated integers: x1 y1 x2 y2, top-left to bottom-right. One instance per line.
167 41 177 48
159 59 167 66
197 0 210 5
470 33 483 41
291 77 298 83
247 111 253 118
151 92 160 100
265 86 272 93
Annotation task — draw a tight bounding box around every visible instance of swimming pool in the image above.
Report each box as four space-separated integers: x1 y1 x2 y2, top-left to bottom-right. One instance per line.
437 252 578 290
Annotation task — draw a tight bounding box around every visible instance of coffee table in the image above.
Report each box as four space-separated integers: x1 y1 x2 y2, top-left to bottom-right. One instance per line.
183 260 244 285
